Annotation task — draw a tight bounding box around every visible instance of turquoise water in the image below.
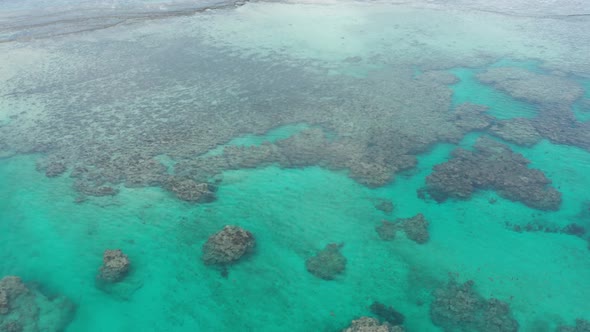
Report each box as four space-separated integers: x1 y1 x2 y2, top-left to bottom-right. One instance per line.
3 137 590 331
1 0 590 331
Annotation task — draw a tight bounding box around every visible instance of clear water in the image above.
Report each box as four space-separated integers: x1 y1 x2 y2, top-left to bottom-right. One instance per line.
1 0 590 331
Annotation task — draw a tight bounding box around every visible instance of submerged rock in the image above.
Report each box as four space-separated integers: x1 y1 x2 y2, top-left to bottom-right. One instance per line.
98 249 131 283
202 225 256 265
423 137 562 211
430 279 518 332
341 316 405 332
305 243 347 280
0 276 75 331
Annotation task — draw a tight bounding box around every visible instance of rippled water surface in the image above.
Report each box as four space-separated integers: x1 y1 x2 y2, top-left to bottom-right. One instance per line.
1 0 590 331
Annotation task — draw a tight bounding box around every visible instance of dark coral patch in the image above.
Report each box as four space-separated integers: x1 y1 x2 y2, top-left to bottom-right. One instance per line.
305 243 347 280
423 137 562 211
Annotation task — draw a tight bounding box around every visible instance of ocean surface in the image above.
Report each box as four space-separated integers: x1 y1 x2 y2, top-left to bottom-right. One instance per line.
1 0 590 331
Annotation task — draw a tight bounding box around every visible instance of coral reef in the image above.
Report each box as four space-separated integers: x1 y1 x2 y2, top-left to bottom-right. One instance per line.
341 317 405 332
401 213 430 244
476 67 590 152
488 118 541 147
369 301 405 326
163 177 216 202
305 243 347 280
0 291 7 315
0 277 25 316
376 214 430 244
452 103 493 133
98 249 131 283
202 226 256 265
476 67 584 105
532 105 590 151
0 276 75 332
74 182 119 197
507 220 586 237
507 219 589 251
430 280 482 329
44 161 67 177
557 319 590 332
0 46 494 201
419 70 459 85
376 221 398 241
423 137 562 210
374 200 394 215
480 299 520 332
430 279 519 332
1 321 22 332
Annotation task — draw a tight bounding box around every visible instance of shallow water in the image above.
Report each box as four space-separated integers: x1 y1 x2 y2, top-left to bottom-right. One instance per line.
1 0 590 331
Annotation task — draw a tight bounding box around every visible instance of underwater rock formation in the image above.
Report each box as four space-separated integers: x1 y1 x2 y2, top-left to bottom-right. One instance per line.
376 214 430 244
430 279 518 332
341 317 405 332
305 243 347 280
369 301 405 326
98 249 131 283
0 276 75 331
202 226 256 265
488 118 541 147
557 319 590 332
477 67 584 105
424 137 562 210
